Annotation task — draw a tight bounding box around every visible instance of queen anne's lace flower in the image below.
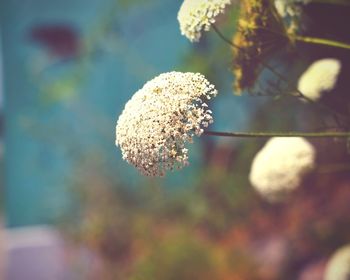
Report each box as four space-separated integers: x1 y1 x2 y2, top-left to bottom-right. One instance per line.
178 0 232 42
298 58 341 101
249 137 315 202
116 72 217 177
324 245 350 280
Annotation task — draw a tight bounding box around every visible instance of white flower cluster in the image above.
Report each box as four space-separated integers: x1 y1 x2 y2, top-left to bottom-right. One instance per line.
116 72 217 177
324 245 350 280
178 0 232 42
298 58 341 101
249 137 316 202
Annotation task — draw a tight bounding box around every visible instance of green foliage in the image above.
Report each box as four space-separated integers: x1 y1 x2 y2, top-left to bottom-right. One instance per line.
130 234 216 280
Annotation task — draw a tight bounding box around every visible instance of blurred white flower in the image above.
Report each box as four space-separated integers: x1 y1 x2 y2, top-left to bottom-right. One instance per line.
275 0 295 18
324 244 350 280
178 0 232 42
116 72 217 177
249 137 315 202
298 58 341 101
274 0 310 18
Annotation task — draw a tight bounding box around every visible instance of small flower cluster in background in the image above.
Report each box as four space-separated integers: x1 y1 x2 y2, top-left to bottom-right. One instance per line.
249 137 315 202
177 0 232 42
325 244 350 280
298 58 341 101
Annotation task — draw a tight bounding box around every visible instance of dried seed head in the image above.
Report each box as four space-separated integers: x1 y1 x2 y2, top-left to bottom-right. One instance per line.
232 0 288 94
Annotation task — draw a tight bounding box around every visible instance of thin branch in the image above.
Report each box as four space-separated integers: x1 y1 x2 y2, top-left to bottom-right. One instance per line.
212 24 294 85
248 25 350 51
211 24 348 121
204 130 350 138
295 35 350 50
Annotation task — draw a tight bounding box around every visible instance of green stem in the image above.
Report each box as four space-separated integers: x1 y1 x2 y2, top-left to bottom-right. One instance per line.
204 130 350 138
294 35 350 50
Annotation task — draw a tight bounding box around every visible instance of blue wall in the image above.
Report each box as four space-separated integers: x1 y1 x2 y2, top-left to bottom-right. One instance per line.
2 0 255 227
2 0 196 227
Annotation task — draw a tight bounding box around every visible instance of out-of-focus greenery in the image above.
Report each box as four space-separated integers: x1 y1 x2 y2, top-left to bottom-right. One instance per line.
33 0 155 104
129 234 218 280
62 135 350 280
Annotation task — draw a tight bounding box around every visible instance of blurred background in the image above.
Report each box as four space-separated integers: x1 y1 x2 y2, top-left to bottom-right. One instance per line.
1 0 350 279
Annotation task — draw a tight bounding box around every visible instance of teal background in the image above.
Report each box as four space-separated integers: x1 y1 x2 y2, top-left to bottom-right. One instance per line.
2 0 253 227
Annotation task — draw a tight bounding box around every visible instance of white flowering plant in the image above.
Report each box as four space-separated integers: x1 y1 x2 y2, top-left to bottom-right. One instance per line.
116 0 350 182
63 1 350 279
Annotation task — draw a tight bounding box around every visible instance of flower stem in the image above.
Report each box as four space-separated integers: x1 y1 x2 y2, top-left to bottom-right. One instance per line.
294 35 350 50
204 130 350 138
